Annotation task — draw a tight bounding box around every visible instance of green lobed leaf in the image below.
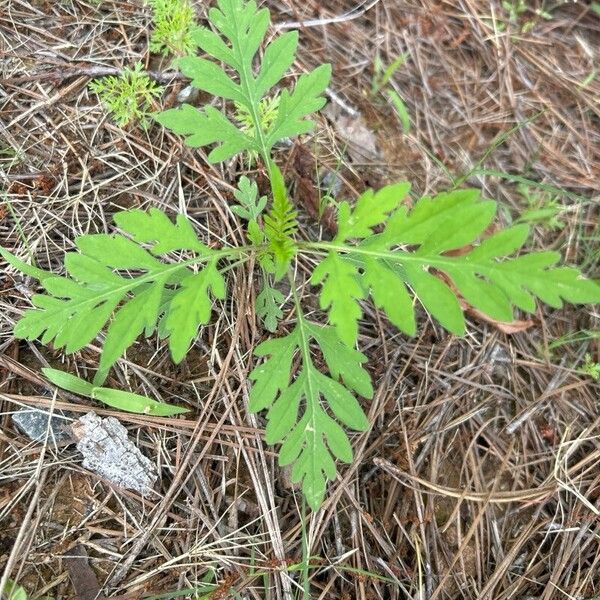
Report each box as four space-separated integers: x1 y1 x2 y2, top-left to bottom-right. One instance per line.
382 188 481 245
264 64 331 149
265 376 303 444
255 31 299 97
75 234 162 270
310 253 364 346
95 280 166 384
176 56 245 102
249 318 371 510
155 104 255 162
403 263 465 335
335 182 411 242
114 208 209 255
304 323 373 398
15 276 125 355
7 208 230 387
256 282 285 332
312 185 600 345
232 176 267 222
249 331 298 412
155 0 330 164
191 26 236 67
315 370 369 430
362 257 416 336
164 261 226 363
466 223 530 261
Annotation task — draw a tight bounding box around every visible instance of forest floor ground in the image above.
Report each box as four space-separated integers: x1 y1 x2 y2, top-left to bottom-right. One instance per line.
1 0 599 598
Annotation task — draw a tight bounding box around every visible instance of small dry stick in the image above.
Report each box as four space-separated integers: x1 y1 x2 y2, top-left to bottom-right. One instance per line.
274 0 382 29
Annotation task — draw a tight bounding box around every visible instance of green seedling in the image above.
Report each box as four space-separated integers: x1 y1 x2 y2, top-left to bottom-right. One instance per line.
515 182 564 231
147 0 200 57
579 354 600 381
89 63 162 128
372 50 411 133
2 0 599 510
371 51 408 95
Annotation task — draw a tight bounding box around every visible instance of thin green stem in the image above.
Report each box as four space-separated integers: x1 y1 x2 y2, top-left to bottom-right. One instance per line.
300 494 310 600
297 240 513 274
287 273 313 598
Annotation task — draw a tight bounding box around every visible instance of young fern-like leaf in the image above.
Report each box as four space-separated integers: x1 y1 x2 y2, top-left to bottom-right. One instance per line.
1 209 240 386
163 261 226 363
310 186 600 344
231 176 267 223
256 283 285 333
249 317 372 510
155 0 331 164
263 163 298 279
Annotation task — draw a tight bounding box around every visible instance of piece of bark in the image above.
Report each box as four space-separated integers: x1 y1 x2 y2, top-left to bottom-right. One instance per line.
72 412 157 497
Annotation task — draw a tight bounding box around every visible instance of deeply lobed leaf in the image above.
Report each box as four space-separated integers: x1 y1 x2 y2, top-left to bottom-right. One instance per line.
155 0 330 164
164 261 226 363
313 186 600 345
155 104 255 162
2 209 228 386
249 320 372 510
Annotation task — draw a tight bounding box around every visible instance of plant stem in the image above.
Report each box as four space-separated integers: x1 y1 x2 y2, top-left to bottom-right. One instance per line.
300 494 310 600
297 240 508 272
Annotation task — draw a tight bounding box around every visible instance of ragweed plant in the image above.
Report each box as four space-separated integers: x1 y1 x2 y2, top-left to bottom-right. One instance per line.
579 354 600 381
2 0 599 510
146 0 199 57
515 182 564 231
89 62 162 128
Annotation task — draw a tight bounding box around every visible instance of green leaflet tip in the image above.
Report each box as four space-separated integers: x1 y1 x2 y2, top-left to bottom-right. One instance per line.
43 368 95 396
0 246 49 282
